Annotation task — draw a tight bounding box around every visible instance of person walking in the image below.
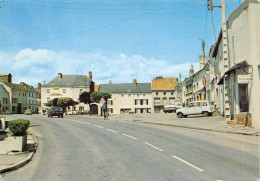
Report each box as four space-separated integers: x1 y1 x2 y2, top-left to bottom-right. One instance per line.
102 102 108 120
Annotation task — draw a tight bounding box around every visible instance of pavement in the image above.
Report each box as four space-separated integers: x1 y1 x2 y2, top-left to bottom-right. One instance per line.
0 113 259 175
0 127 38 174
87 113 260 136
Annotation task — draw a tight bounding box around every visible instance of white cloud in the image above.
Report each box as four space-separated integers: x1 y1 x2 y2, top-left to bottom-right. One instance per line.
0 49 199 87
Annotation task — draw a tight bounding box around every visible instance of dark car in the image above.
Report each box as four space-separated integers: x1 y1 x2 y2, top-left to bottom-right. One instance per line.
47 106 64 118
77 110 92 115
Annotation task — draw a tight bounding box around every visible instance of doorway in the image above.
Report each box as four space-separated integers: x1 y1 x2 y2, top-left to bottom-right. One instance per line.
239 84 249 112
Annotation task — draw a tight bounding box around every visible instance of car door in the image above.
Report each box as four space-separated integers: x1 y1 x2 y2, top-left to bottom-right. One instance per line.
194 102 202 114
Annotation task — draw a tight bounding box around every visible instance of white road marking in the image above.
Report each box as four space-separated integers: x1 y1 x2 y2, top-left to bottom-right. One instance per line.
107 128 118 133
93 124 104 129
143 142 163 152
217 180 223 181
122 134 138 140
171 155 204 172
82 122 90 125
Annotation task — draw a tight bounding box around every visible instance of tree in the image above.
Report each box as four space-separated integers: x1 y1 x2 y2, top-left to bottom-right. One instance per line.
46 99 53 107
57 97 78 110
79 91 92 104
53 98 59 106
90 91 111 103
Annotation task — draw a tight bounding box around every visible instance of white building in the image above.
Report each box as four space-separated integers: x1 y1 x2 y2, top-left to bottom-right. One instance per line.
212 0 260 128
41 72 95 112
98 79 152 114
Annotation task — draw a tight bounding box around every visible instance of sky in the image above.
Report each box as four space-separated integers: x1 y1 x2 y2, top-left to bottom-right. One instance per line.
0 0 242 87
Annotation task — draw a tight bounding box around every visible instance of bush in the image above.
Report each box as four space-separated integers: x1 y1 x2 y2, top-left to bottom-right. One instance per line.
9 119 30 136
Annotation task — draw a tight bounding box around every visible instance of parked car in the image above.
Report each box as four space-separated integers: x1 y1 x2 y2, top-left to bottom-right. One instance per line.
176 101 214 118
77 110 92 115
163 102 183 113
47 106 64 118
24 109 32 115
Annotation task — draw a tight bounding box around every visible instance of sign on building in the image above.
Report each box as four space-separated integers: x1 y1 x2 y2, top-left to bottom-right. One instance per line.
238 75 252 84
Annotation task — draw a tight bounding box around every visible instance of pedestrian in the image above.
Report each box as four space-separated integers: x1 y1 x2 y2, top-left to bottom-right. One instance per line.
102 102 108 120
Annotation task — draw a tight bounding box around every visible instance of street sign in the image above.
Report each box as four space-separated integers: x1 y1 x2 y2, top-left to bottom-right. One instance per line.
203 76 206 86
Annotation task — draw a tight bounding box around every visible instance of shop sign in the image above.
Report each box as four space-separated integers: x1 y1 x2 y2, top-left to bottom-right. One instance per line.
238 75 251 84
202 76 206 86
53 87 60 90
51 93 62 96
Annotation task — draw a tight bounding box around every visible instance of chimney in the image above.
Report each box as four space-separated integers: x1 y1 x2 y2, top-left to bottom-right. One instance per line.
189 64 194 77
200 55 206 69
58 73 62 79
133 79 137 85
89 71 93 81
8 73 12 83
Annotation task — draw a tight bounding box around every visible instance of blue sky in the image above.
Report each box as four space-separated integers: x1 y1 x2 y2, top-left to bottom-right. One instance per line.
0 0 242 86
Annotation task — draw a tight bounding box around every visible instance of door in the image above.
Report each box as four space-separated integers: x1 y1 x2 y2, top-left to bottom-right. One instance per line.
17 103 22 114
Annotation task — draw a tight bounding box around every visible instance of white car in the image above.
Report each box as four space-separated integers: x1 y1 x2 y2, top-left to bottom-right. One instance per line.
176 101 214 118
163 102 183 113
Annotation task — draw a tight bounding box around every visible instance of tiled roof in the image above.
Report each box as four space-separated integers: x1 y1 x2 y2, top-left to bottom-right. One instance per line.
151 77 177 91
46 75 92 88
99 83 151 93
3 82 27 91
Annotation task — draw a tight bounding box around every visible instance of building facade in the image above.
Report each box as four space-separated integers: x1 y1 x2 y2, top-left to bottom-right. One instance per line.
212 0 260 128
151 76 178 113
41 72 95 112
99 79 152 115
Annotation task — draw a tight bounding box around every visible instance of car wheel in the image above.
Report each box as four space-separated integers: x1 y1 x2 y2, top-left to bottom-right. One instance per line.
202 112 209 117
184 115 188 118
177 113 183 118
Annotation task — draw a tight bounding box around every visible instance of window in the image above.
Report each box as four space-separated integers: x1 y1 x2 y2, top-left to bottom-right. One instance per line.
108 100 113 106
140 99 143 105
146 99 148 105
171 92 173 95
47 97 50 102
143 94 145 96
128 94 131 97
135 99 137 105
121 94 124 97
137 94 139 97
154 98 160 103
47 89 50 93
163 92 166 95
63 89 66 93
156 92 158 95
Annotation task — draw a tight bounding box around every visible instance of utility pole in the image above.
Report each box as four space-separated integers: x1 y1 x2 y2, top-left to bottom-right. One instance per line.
207 0 221 42
207 0 230 121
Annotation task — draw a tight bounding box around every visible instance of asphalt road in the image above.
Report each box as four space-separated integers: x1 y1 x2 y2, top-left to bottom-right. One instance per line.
1 114 259 181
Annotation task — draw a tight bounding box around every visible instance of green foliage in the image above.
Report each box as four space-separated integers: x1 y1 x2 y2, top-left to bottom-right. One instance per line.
4 110 11 115
46 99 53 107
57 97 78 109
90 91 111 103
52 98 59 106
9 119 30 136
79 91 92 104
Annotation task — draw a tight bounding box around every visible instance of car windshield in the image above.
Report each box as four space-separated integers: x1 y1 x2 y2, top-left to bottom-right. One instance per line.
52 107 62 111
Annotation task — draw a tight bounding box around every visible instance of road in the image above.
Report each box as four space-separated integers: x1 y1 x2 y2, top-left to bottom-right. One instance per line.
1 114 259 181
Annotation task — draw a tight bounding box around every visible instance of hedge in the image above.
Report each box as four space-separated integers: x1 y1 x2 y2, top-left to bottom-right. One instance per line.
9 119 30 136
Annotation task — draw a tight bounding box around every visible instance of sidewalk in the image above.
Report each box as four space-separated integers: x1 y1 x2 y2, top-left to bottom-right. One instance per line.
102 113 260 136
0 128 37 174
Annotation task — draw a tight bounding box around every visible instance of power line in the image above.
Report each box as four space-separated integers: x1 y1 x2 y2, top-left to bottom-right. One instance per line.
0 0 192 47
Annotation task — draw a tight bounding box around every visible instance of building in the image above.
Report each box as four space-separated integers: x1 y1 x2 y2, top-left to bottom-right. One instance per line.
41 72 95 112
151 76 178 113
20 82 41 113
212 0 260 128
99 79 152 114
0 81 27 114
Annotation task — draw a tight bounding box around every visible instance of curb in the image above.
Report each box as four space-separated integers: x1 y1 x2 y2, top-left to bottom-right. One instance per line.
141 122 260 136
0 130 38 174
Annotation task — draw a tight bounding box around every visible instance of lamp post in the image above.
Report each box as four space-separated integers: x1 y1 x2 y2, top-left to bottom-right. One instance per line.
194 37 206 58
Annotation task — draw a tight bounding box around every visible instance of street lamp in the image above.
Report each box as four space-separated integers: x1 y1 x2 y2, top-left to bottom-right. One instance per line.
194 37 206 58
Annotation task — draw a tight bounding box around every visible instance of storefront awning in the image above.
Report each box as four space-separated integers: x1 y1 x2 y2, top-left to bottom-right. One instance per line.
217 61 250 85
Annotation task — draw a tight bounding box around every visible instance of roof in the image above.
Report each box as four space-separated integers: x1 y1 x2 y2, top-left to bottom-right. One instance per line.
46 75 92 88
3 82 27 91
151 77 177 91
99 83 151 93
